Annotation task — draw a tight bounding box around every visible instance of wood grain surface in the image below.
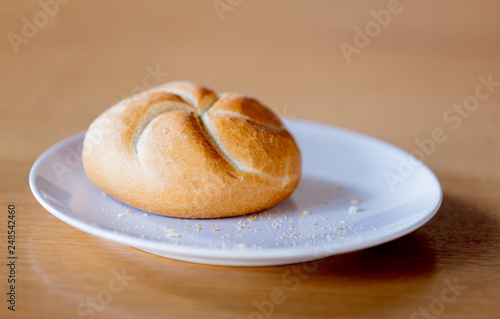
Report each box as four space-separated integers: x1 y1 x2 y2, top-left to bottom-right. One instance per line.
1 1 500 318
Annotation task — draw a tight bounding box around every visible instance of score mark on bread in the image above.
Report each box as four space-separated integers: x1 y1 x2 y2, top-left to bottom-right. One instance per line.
83 81 301 218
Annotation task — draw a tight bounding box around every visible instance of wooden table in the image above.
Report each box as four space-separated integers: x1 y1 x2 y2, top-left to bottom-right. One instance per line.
1 1 500 318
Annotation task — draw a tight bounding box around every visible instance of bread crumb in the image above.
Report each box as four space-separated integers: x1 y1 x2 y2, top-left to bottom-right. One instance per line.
117 213 126 218
238 243 248 249
194 224 201 231
290 233 298 238
289 226 294 229
323 217 328 220
299 211 310 217
142 213 148 217
350 198 361 204
213 227 220 232
334 227 344 231
167 233 180 238
312 234 318 238
348 206 359 214
247 215 257 221
126 209 133 214
152 228 157 231
311 222 317 226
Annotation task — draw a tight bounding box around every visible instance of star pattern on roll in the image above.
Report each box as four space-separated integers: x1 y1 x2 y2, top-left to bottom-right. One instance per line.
83 81 301 218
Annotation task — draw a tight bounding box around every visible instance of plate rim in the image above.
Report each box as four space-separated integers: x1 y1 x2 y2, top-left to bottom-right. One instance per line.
29 119 443 264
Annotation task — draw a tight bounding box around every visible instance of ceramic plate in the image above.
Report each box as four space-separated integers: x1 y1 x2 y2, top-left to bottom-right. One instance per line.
29 119 442 266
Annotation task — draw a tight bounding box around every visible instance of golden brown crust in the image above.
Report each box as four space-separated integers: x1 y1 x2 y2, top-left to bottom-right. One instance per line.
82 81 301 218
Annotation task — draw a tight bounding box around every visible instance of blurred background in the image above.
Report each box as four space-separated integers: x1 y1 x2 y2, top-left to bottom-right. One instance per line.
1 1 500 318
2 0 499 181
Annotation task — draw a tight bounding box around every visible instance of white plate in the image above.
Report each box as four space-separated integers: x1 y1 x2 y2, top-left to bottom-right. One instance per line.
29 119 442 266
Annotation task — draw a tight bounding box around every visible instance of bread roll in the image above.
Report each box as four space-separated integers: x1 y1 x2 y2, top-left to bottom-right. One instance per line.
82 81 301 218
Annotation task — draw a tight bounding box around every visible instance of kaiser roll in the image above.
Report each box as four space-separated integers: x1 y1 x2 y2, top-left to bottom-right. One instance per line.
82 81 301 218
